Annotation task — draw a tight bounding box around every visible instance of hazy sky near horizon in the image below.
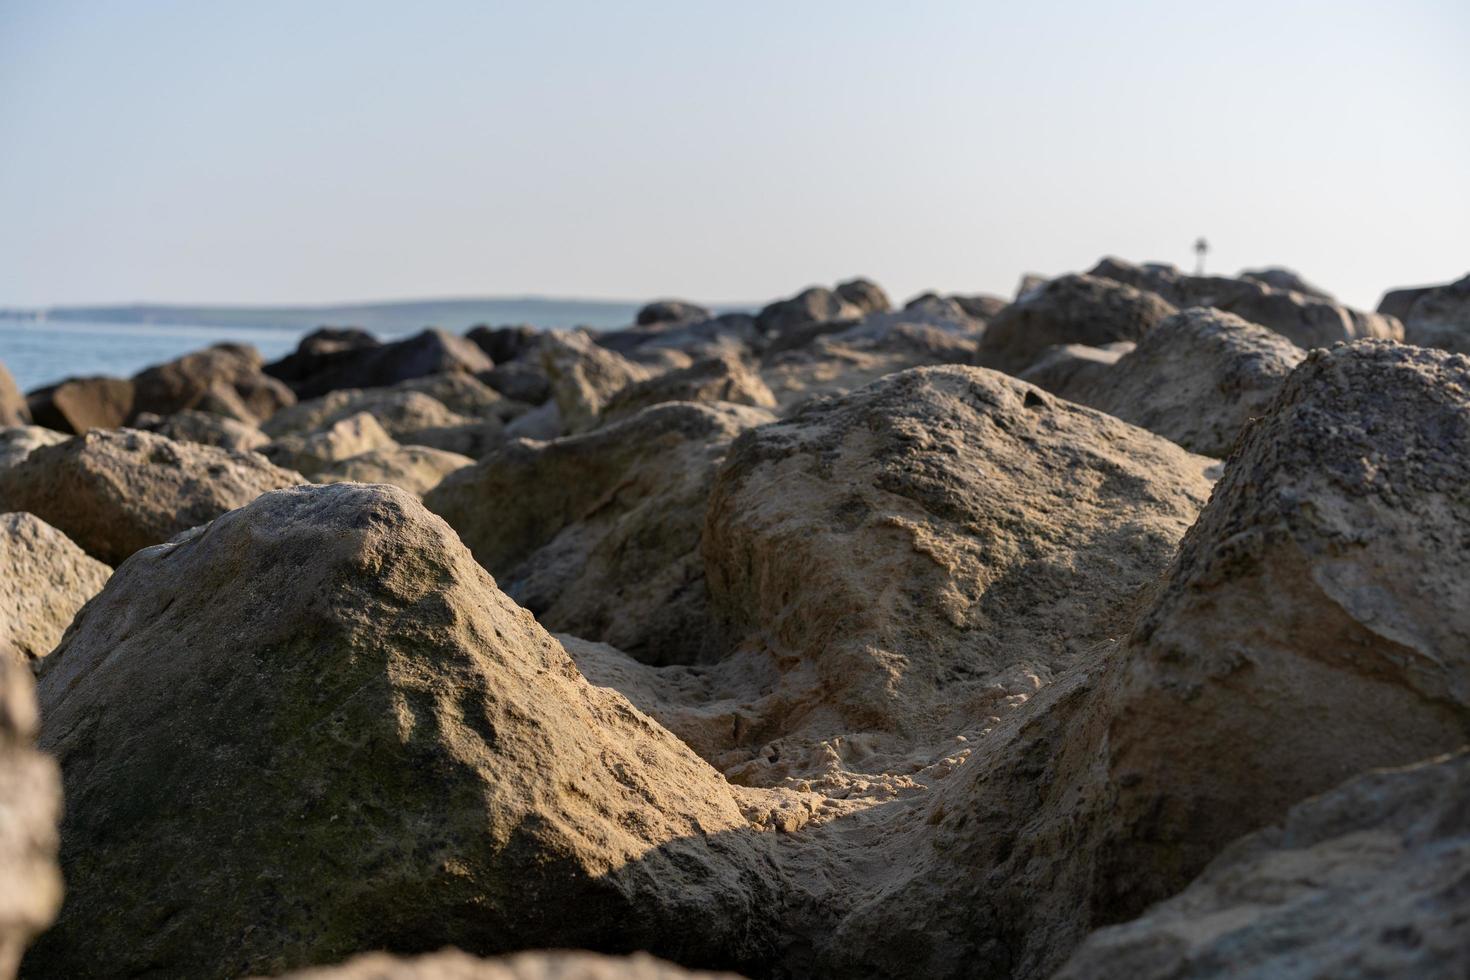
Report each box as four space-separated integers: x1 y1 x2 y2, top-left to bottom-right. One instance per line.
2 1 1466 311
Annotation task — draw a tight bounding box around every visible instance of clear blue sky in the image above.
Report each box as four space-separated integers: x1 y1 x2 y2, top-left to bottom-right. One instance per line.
2 0 1466 310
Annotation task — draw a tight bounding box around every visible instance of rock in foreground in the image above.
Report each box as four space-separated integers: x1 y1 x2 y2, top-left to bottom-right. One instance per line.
28 483 776 979
0 661 61 980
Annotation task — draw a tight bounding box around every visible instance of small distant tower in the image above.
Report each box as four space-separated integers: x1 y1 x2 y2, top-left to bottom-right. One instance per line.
1194 237 1209 275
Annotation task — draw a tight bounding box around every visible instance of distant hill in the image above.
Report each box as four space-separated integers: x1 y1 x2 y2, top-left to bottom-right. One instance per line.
17 297 731 334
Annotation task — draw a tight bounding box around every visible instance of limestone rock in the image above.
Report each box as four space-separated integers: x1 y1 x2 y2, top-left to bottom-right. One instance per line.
25 376 135 434
465 325 540 364
132 409 270 452
1055 751 1470 980
267 949 742 980
0 660 61 980
843 343 1470 980
539 330 652 433
978 274 1177 374
263 413 399 478
0 428 68 472
130 343 295 423
426 402 774 667
600 354 777 425
27 483 776 978
1065 307 1306 457
636 300 714 327
315 445 474 497
1098 341 1470 885
0 513 110 665
1390 273 1470 354
1090 257 1401 347
0 364 27 426
392 373 516 422
0 428 303 565
700 365 1214 782
833 278 891 316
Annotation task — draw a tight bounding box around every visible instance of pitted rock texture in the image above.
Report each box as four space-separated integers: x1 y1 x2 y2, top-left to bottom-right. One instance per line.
698 365 1214 784
0 513 110 665
1055 751 1470 980
1062 307 1306 456
0 428 303 564
427 402 774 667
27 484 779 979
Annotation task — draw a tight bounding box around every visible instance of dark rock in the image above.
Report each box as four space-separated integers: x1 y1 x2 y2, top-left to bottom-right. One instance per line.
635 300 713 327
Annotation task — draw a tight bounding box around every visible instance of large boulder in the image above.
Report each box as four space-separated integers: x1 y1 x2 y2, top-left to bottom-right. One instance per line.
262 412 398 478
1061 307 1306 457
699 365 1214 783
465 324 540 364
129 343 295 423
1090 257 1401 347
271 329 492 400
0 661 61 979
834 342 1470 980
0 429 303 565
599 353 777 424
25 376 134 434
1386 273 1470 354
0 428 68 472
636 300 714 327
480 361 551 406
833 278 891 316
754 286 862 338
1056 750 1470 980
1096 341 1470 883
427 402 774 667
0 513 110 666
270 949 741 980
539 330 651 433
132 409 270 452
264 328 383 392
26 483 777 978
315 445 473 498
978 274 1178 374
0 364 27 426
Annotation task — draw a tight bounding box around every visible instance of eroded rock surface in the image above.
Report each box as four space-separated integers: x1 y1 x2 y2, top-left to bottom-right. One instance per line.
1056 751 1470 980
27 483 779 979
0 513 110 665
0 428 302 564
1063 307 1305 456
0 428 68 472
540 330 652 433
427 402 774 666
